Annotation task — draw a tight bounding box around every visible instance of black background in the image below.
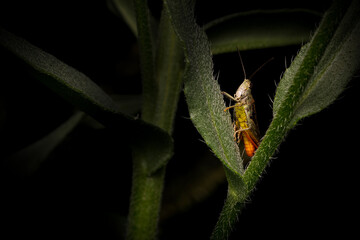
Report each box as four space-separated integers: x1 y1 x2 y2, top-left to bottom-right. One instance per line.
1 0 359 239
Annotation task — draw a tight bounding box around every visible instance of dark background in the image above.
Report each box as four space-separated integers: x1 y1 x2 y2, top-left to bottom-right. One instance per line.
1 0 359 239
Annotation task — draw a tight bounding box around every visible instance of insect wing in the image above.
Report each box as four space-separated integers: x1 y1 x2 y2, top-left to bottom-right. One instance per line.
242 95 260 157
248 99 260 142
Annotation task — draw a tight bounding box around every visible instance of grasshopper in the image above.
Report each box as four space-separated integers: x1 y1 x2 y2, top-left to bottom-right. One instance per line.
222 53 272 158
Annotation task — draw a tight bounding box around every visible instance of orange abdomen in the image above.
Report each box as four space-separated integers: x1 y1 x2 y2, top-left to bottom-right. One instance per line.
243 132 256 157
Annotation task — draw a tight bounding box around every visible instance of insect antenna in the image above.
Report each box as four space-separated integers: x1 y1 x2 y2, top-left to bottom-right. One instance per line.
237 48 247 79
248 57 274 81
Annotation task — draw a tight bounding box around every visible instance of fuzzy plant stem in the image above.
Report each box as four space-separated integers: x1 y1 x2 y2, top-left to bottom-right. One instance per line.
126 0 183 239
126 162 165 240
210 191 245 240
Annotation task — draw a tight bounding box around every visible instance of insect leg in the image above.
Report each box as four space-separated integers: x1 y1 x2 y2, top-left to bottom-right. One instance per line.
222 91 237 101
224 105 237 112
234 126 251 133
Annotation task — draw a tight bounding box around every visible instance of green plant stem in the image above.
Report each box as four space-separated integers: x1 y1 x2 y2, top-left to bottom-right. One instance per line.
126 1 162 239
210 192 245 240
126 1 182 239
210 168 247 240
126 157 165 240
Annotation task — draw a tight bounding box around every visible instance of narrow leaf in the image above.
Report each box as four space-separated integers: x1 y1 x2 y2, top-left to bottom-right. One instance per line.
107 0 138 36
0 27 173 175
164 0 243 176
289 2 360 126
205 9 322 54
153 8 184 133
5 112 84 176
245 0 359 192
133 0 158 124
0 27 118 116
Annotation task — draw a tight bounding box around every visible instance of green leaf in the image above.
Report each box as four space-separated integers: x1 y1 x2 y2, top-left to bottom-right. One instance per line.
133 0 158 124
107 0 158 40
107 0 138 36
164 0 243 176
287 5 360 126
5 112 84 176
0 27 173 175
245 0 360 192
205 9 322 54
163 4 247 237
273 0 360 125
132 1 184 133
0 28 118 117
153 8 184 133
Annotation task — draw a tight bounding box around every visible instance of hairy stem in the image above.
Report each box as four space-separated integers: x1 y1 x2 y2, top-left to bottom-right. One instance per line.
126 158 165 240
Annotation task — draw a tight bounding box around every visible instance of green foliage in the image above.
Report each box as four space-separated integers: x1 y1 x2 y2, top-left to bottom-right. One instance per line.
4 112 84 176
133 0 158 124
277 1 360 127
108 0 138 36
246 0 360 189
125 0 184 239
1 0 359 239
164 0 244 177
165 0 360 239
205 9 322 54
0 28 173 177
